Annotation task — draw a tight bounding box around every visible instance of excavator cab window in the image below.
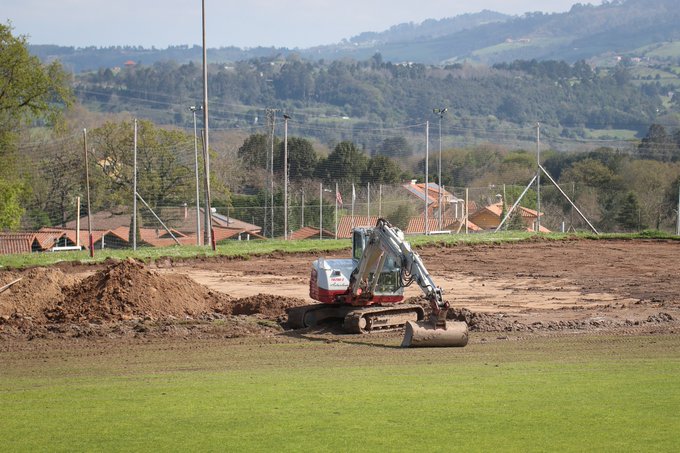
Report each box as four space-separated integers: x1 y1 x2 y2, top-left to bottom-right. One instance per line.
352 229 366 261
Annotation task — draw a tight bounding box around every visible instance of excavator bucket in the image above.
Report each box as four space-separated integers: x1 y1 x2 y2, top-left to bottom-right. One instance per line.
401 320 468 348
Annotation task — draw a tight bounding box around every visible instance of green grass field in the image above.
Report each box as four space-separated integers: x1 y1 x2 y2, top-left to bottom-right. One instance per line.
1 333 679 452
2 231 677 270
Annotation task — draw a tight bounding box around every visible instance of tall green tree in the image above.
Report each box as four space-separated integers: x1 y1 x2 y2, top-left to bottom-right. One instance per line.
275 136 317 180
88 120 195 211
0 23 72 229
317 141 369 183
616 191 645 232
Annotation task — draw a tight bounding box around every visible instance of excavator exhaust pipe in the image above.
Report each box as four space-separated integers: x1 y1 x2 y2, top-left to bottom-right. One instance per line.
401 320 469 348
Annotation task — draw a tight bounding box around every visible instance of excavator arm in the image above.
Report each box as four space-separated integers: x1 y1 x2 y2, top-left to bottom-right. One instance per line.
349 218 449 326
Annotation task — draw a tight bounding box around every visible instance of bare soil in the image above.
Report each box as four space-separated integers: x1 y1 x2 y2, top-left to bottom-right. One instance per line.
1 238 679 345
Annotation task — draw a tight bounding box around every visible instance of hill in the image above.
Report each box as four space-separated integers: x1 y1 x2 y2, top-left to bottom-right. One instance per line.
29 0 680 72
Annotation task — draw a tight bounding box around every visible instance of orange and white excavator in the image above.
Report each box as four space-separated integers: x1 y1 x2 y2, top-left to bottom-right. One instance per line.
288 218 468 347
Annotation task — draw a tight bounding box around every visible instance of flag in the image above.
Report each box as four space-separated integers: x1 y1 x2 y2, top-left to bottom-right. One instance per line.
336 188 343 207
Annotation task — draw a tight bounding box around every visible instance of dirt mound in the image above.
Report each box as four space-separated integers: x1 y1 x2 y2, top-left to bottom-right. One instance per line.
0 268 77 322
226 294 308 318
46 258 233 324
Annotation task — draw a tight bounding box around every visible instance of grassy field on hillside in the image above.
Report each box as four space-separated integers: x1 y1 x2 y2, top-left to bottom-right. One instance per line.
1 231 677 270
1 333 679 452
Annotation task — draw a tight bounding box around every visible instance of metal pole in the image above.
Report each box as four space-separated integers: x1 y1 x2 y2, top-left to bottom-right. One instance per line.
76 196 81 248
367 182 370 220
201 0 214 250
201 129 213 248
539 164 599 234
133 118 137 251
283 114 289 239
536 122 541 233
319 182 323 237
301 189 304 228
465 187 469 235
425 121 429 235
191 106 202 245
83 129 94 257
335 182 338 240
677 184 680 236
434 108 447 230
379 184 382 218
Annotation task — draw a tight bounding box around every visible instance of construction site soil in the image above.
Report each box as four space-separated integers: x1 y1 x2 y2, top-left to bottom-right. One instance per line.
1 238 679 348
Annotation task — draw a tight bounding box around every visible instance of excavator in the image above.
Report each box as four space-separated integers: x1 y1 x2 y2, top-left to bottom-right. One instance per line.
287 218 468 347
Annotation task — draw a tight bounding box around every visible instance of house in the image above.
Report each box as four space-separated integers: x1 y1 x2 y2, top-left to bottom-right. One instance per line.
469 202 550 232
0 232 62 254
405 216 481 234
289 226 336 240
64 207 262 240
335 216 380 239
402 180 465 219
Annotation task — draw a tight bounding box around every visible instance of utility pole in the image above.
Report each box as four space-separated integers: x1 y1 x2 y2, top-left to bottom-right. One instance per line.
133 118 138 251
190 105 203 245
201 0 214 250
425 121 429 235
283 114 290 239
82 129 94 257
265 108 278 238
536 122 541 233
677 184 680 236
434 108 447 230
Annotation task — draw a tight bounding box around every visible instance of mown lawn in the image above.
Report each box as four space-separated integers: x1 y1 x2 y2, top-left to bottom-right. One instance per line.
1 333 679 452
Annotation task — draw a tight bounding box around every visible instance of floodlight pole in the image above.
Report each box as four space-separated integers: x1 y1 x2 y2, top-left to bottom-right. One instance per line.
201 0 214 250
190 106 203 245
536 122 541 232
133 118 138 250
283 114 290 239
425 121 429 235
434 108 447 230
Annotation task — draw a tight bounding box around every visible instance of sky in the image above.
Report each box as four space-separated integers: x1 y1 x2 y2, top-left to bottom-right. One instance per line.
5 0 598 49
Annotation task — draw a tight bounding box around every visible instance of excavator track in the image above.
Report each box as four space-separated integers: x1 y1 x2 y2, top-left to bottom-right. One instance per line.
287 304 425 334
343 304 425 334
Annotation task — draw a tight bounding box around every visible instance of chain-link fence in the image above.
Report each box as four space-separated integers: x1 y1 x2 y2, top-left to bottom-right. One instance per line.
2 116 679 254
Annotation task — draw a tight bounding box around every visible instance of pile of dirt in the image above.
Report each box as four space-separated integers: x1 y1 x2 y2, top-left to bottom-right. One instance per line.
45 258 234 324
0 268 78 323
227 294 308 319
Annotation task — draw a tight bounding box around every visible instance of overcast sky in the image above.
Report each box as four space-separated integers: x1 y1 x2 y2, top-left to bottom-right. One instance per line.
6 1 597 49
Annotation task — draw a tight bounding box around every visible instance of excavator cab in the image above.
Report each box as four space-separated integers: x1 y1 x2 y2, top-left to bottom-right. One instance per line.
351 227 401 297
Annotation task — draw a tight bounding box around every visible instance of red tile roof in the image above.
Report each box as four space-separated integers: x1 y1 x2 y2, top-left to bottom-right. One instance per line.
405 216 482 234
335 216 380 238
0 233 34 255
289 226 336 240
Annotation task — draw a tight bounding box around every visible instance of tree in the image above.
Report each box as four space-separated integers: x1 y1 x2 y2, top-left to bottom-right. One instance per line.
318 141 369 183
386 203 414 231
638 124 678 162
275 136 318 180
362 155 404 184
238 133 277 169
0 24 72 150
0 23 72 229
0 179 23 230
616 191 644 232
378 136 412 157
88 120 195 212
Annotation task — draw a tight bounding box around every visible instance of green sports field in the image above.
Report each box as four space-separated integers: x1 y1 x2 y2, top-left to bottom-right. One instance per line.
1 332 679 452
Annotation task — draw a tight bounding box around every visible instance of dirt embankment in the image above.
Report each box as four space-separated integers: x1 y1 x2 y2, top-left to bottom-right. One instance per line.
0 259 307 340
